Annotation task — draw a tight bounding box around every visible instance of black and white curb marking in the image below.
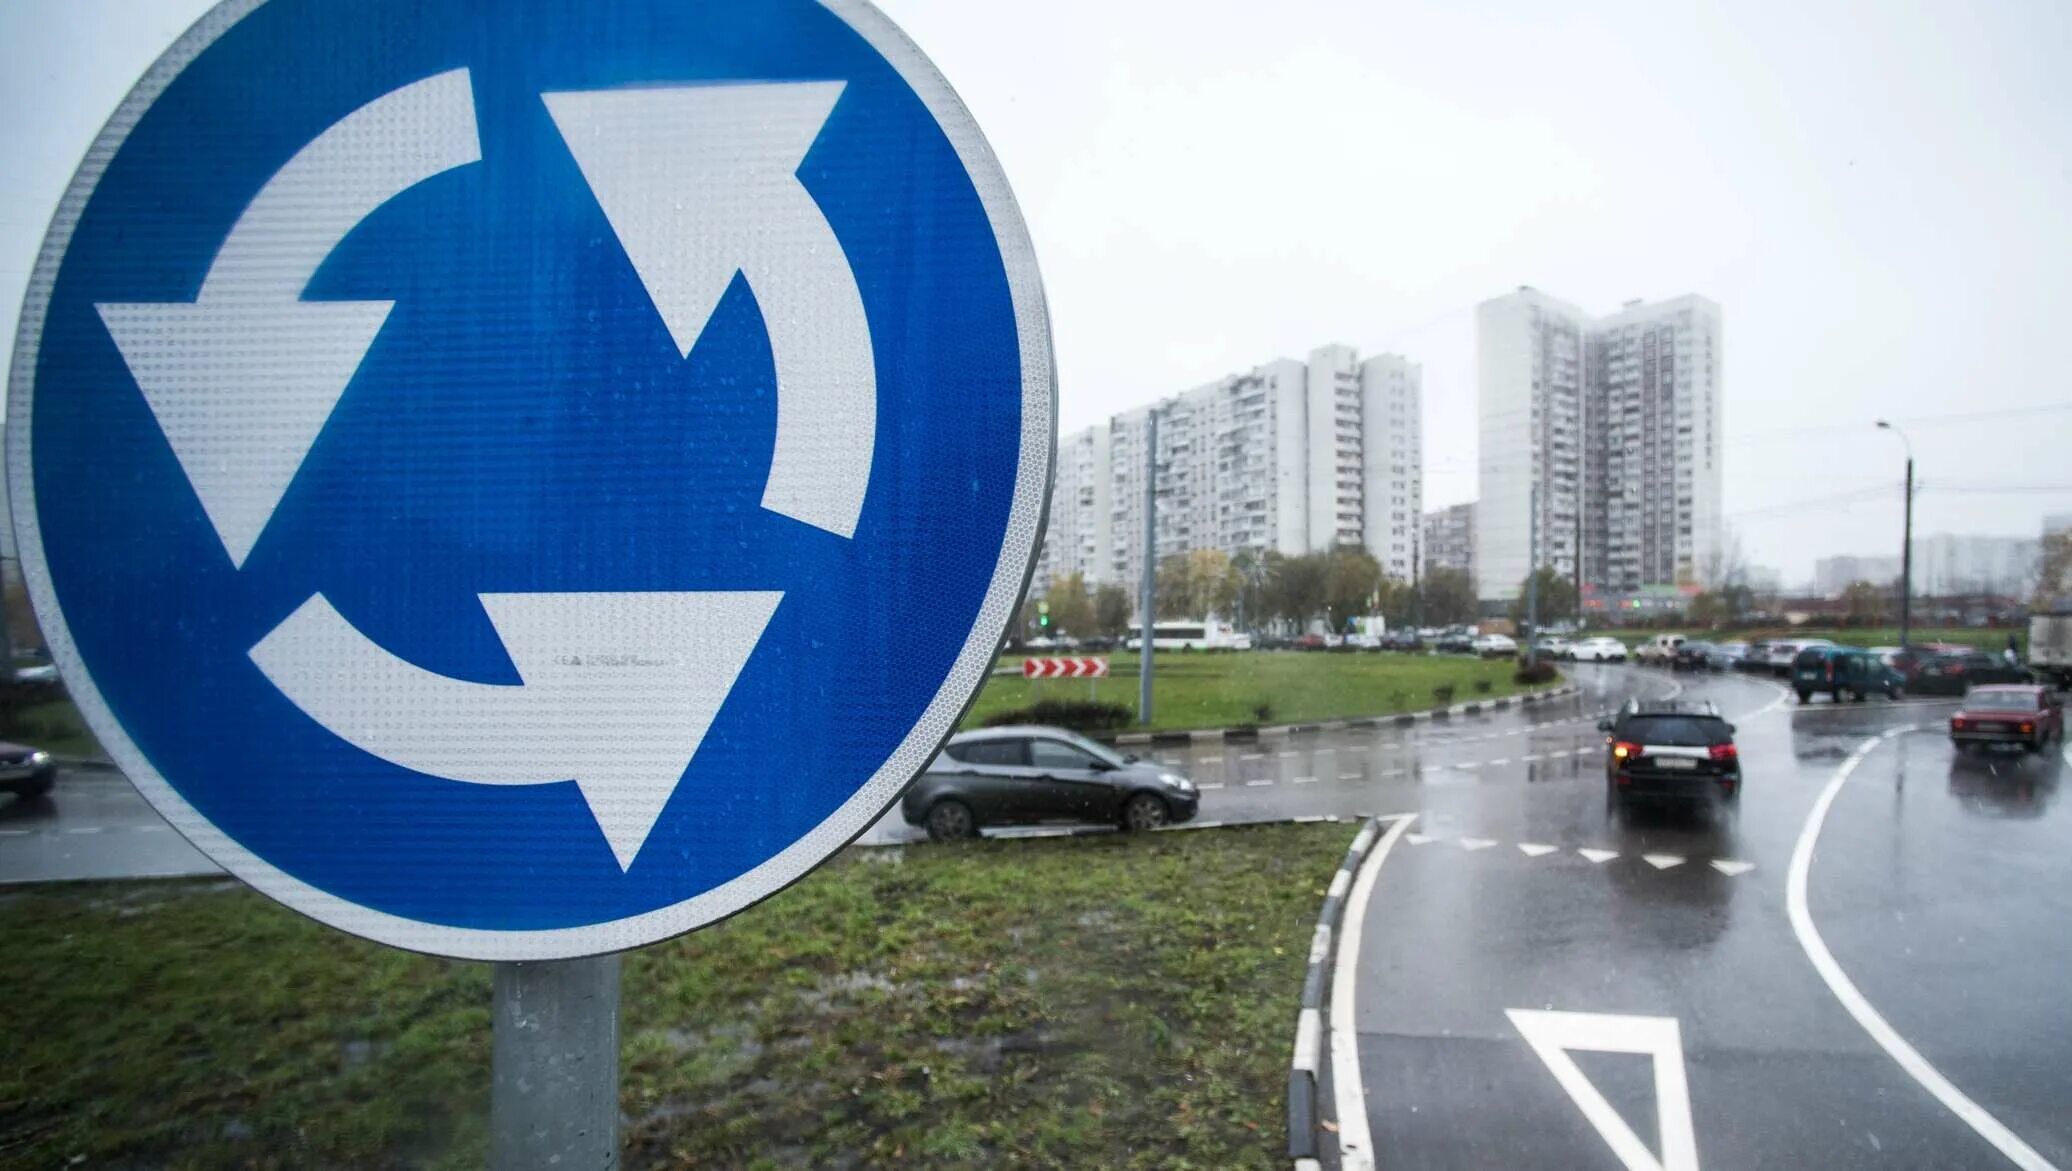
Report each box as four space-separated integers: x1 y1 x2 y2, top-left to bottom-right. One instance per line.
1287 814 1403 1169
1106 683 1582 748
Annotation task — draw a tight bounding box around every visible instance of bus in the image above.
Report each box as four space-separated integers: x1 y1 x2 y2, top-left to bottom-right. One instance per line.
1124 620 1252 652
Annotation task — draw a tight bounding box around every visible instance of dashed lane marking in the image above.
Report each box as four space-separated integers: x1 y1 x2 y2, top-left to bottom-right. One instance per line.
1404 832 1436 846
1642 854 1685 870
1197 782 1225 791
1246 779 1274 787
1578 848 1618 864
1292 776 1319 785
1517 842 1558 857
1340 771 1363 780
1458 837 1497 851
1710 859 1755 876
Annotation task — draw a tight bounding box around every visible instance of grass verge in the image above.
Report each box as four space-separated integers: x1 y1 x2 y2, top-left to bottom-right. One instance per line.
0 698 101 759
0 822 1355 1170
974 650 1551 732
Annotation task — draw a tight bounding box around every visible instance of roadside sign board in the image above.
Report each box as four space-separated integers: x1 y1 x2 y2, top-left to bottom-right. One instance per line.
1021 657 1110 679
8 0 1052 959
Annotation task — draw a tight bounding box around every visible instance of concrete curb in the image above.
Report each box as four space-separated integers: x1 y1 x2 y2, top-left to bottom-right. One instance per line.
1287 815 1389 1164
1106 682 1580 747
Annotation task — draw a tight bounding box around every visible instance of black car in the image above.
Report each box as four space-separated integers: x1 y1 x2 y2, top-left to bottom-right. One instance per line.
1910 651 2029 696
0 740 56 801
1381 630 1424 651
902 726 1200 840
1792 646 1905 703
1599 700 1740 809
1670 641 1717 671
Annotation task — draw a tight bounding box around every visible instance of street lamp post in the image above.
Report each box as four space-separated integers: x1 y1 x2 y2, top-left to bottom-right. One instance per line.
1876 420 1914 647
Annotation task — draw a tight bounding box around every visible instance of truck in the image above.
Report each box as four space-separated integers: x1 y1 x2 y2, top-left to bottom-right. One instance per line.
2031 612 2072 688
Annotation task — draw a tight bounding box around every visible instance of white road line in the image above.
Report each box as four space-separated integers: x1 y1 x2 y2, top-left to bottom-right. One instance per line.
1279 751 1300 760
1488 758 1510 766
63 827 104 835
1293 776 1319 785
1577 847 1618 864
1329 815 1415 1171
1381 768 1406 777
1246 778 1274 787
1458 837 1497 851
1522 754 1543 762
0 829 32 837
1200 755 1223 764
1455 761 1480 770
1790 727 2058 1171
1710 859 1755 876
1197 782 1225 791
1404 831 1436 846
1340 771 1363 781
1517 842 1557 857
1642 854 1683 870
1240 753 1266 762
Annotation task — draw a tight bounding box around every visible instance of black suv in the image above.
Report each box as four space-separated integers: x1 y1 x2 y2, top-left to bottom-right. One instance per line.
1599 700 1740 809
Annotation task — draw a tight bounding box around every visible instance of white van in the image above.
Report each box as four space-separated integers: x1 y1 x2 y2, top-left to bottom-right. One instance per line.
1125 620 1252 651
1636 633 1686 665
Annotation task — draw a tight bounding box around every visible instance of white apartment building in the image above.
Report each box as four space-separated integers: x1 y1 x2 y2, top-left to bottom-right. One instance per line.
1033 345 1423 594
1477 287 1722 602
1423 502 1475 575
1909 534 2035 597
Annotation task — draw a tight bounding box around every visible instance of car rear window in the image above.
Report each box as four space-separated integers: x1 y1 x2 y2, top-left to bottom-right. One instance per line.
1968 690 2040 711
947 739 1025 766
1621 715 1731 746
1793 648 1827 667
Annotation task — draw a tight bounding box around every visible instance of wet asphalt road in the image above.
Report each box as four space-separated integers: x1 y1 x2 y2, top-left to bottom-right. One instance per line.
1335 664 2072 1170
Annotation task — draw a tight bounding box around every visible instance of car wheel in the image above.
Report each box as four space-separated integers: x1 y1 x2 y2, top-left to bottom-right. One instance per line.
1796 690 1812 704
925 799 977 842
1888 685 1903 700
1851 688 1868 703
1121 792 1171 832
13 774 55 800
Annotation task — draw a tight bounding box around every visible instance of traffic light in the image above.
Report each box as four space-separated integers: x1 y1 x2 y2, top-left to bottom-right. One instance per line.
1037 600 1050 629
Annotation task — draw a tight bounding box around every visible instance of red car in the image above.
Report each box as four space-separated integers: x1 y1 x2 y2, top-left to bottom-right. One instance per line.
1949 685 2063 754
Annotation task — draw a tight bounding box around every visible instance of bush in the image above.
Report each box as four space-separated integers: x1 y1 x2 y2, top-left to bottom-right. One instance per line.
1473 679 1493 694
1252 702 1274 724
1514 660 1559 685
981 700 1134 733
1431 684 1456 705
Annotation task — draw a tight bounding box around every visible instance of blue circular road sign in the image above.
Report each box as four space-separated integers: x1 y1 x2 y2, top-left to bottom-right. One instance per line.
7 0 1052 958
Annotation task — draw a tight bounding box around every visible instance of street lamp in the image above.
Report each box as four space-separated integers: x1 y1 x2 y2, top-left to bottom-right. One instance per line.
1876 420 1913 647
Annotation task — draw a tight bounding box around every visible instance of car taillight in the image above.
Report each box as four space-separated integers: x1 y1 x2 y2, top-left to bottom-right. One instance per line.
1612 741 1640 760
1950 665 1965 675
1825 663 1834 681
1708 743 1737 762
1952 717 1966 730
2021 722 2035 735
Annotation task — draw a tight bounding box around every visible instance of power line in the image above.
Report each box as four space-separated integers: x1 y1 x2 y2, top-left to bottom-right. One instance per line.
1725 402 2072 447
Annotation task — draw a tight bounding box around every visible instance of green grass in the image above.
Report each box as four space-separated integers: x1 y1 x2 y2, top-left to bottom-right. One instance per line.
0 698 102 758
0 822 1354 1170
972 650 1551 732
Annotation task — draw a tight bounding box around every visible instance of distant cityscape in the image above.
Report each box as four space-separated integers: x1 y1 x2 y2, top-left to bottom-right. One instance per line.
1030 287 2061 620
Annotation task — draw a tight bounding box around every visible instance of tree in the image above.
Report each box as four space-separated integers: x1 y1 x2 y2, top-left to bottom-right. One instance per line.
1419 567 1477 627
1154 553 1192 619
1841 579 1887 626
1044 573 1096 638
1267 552 1327 628
1508 567 1578 629
1092 583 1132 639
1321 547 1384 631
1232 550 1269 631
1181 548 1240 619
1375 575 1416 628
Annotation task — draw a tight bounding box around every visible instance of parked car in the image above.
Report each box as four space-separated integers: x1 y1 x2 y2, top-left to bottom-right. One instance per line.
1635 634 1687 666
1434 629 1476 654
1570 636 1628 663
1949 685 2063 754
1381 629 1424 651
0 740 56 801
1911 651 2031 697
1882 642 1966 685
1670 641 1718 671
1533 635 1572 658
1792 646 1905 703
902 727 1200 839
1472 633 1518 658
1708 641 1751 670
1760 638 1833 677
1599 700 1741 809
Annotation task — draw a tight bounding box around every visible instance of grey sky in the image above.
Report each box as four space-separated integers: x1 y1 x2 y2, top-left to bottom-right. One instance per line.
5 0 2068 585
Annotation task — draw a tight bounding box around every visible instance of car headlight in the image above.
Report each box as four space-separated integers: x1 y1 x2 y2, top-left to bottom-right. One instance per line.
1160 772 1194 792
28 751 50 766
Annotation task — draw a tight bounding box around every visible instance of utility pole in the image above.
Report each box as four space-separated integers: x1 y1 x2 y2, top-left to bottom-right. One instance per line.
1878 420 1914 647
1138 412 1157 725
1525 482 1539 666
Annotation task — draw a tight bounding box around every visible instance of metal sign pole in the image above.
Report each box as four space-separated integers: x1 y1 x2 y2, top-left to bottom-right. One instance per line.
1138 412 1158 725
492 956 621 1170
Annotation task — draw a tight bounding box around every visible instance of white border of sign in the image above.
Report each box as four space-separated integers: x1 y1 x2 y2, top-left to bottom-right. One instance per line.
4 0 1055 960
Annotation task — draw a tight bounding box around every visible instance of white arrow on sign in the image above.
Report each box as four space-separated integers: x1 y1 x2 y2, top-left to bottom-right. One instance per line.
96 68 482 569
543 81 876 540
1507 1009 1700 1171
251 591 781 871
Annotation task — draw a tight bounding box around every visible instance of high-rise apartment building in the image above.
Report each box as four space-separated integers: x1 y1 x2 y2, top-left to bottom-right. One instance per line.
1814 555 1900 598
1477 287 1722 602
1423 502 1476 575
1909 534 2036 597
1033 345 1423 596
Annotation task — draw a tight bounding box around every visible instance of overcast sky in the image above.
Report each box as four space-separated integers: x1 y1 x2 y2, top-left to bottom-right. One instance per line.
4 0 2068 585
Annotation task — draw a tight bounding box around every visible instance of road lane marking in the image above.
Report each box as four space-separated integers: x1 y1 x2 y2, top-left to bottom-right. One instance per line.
1642 854 1684 870
1197 782 1225 791
1710 860 1754 876
1404 832 1435 846
1508 1009 1699 1171
1240 753 1266 762
1381 768 1406 777
1329 814 1416 1171
1517 842 1557 857
1292 776 1318 785
1789 726 2058 1171
1487 758 1510 766
1200 755 1223 764
1577 847 1618 863
1246 779 1274 787
1340 771 1362 780
1523 753 1543 762
1279 751 1300 759
63 827 104 835
1458 837 1496 851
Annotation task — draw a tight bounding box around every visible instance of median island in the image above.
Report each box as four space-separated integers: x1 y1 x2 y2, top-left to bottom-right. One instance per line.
970 649 1561 735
